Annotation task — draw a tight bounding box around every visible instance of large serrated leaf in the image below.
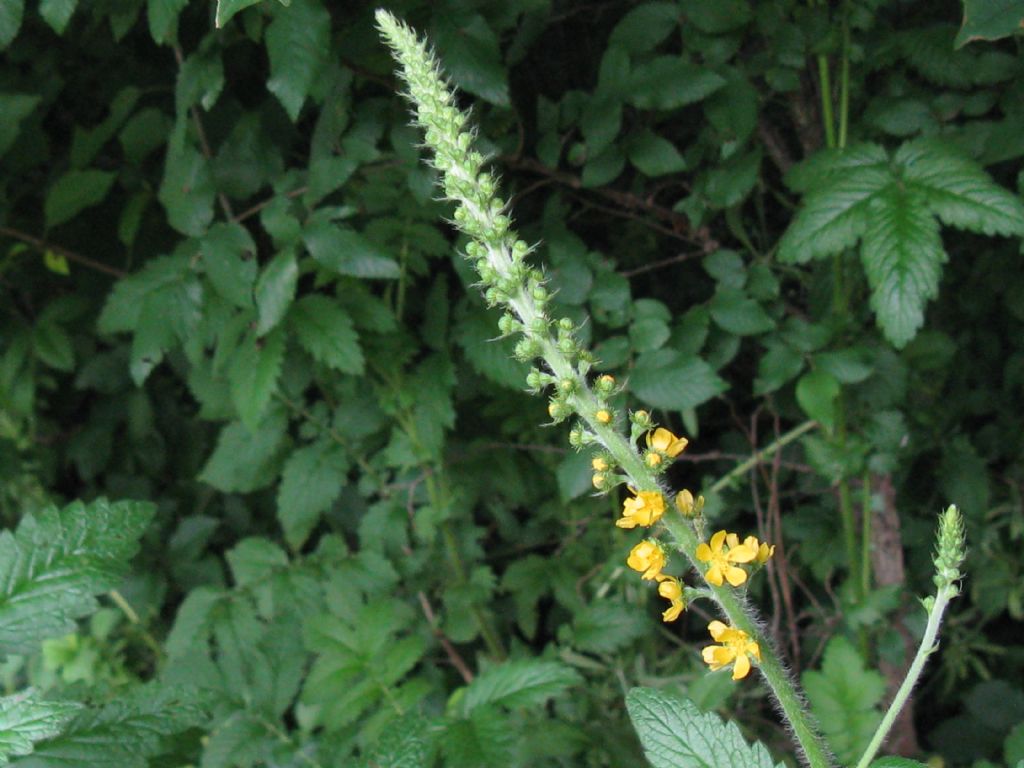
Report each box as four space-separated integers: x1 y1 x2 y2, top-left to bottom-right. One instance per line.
955 0 1024 47
228 326 285 431
277 440 348 549
0 499 154 658
11 684 206 768
288 295 364 374
629 350 727 412
860 183 945 348
200 222 257 309
626 687 781 768
265 0 329 121
0 693 80 763
198 413 288 493
896 139 1024 237
803 637 886 765
457 660 581 716
777 164 892 264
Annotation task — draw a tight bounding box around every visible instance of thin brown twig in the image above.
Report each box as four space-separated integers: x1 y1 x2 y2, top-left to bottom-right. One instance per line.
418 591 474 684
233 186 309 223
621 250 705 278
0 225 127 277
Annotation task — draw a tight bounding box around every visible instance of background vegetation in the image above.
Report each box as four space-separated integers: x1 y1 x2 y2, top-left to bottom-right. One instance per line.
0 0 1022 765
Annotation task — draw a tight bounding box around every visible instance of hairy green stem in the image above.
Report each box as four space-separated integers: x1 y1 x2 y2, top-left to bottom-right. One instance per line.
838 9 851 150
817 55 836 149
854 586 955 768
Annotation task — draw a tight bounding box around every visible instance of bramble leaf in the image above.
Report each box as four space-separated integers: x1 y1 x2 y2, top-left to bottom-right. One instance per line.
630 350 727 411
626 687 781 768
803 637 886 765
0 499 154 658
955 0 1024 47
228 326 285 430
288 295 364 374
456 660 582 715
277 440 348 549
0 693 80 763
265 0 329 121
860 184 945 348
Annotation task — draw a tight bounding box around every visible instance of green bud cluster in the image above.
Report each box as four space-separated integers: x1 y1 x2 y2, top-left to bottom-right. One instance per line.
932 504 966 594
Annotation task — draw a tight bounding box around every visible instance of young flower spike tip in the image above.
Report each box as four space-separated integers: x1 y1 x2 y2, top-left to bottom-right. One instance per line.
627 539 667 581
695 530 758 587
615 489 666 529
702 621 761 680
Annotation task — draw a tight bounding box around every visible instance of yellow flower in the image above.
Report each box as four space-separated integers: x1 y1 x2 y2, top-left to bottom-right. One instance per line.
702 620 761 680
645 452 663 468
695 530 757 587
646 427 688 458
595 409 612 424
591 456 609 472
739 535 775 565
627 540 667 581
658 576 685 622
615 489 665 529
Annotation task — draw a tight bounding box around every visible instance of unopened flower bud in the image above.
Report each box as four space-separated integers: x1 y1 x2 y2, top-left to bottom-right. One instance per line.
595 409 612 425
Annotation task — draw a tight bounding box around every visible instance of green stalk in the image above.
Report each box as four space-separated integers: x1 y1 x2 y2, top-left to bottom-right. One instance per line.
860 470 872 599
817 55 836 149
837 9 851 150
709 420 819 494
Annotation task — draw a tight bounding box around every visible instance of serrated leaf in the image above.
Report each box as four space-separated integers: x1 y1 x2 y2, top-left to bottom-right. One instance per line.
458 660 581 715
12 684 206 768
44 170 116 228
97 255 192 334
571 601 649 653
0 93 39 158
626 130 687 176
861 183 945 347
266 0 329 121
777 164 891 264
784 143 889 194
897 139 1024 237
0 0 24 49
38 0 76 34
956 0 1024 46
626 687 780 768
277 440 348 549
199 413 287 493
803 637 886 765
442 706 514 768
432 15 509 107
0 693 80 763
147 0 187 43
229 327 285 430
754 342 804 395
795 368 840 429
159 128 216 236
201 223 257 308
609 2 679 54
226 538 289 587
255 251 298 334
630 351 727 411
303 220 400 279
0 499 154 658
709 288 775 335
628 58 726 110
288 294 364 374
214 0 263 28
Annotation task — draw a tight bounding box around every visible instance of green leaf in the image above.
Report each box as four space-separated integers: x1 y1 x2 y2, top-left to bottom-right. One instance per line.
803 637 886 765
608 2 679 54
159 128 216 236
0 93 39 158
255 251 298 334
956 0 1024 46
225 537 289 587
571 601 649 653
869 760 928 768
626 130 687 176
432 15 509 107
628 57 726 110
288 294 364 374
0 0 24 49
442 706 514 768
303 220 400 279
38 0 76 34
70 87 140 168
200 223 257 308
795 368 840 430
0 693 80 763
754 342 805 395
778 162 891 264
897 139 1024 238
626 687 780 768
0 499 154 657
228 327 285 431
199 413 287 493
860 184 945 347
266 0 329 121
214 0 263 28
709 288 775 336
147 0 187 43
457 660 582 716
630 350 728 411
1007 722 1024 765
31 322 74 372
277 440 348 549
13 684 206 768
44 170 116 228
684 0 752 33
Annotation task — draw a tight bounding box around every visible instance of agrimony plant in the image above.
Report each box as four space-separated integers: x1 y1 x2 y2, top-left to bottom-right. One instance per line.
376 10 970 768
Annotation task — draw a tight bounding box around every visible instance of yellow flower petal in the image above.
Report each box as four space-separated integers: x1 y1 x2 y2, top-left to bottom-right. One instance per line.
708 620 728 640
732 651 751 680
709 530 727 552
695 542 712 562
724 565 748 587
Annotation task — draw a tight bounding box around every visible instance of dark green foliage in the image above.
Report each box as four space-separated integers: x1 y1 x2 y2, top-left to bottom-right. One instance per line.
0 1 1022 766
